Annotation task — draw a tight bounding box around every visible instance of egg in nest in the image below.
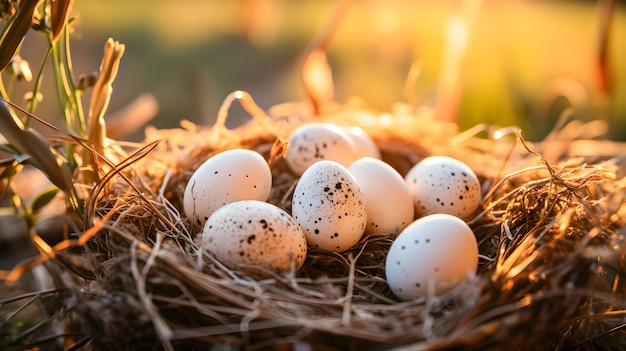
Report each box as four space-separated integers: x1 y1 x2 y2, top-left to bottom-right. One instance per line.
201 200 307 273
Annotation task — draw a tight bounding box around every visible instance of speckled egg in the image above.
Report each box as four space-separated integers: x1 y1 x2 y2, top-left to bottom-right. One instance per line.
385 214 478 301
201 200 307 273
341 126 381 160
404 156 481 220
184 149 272 227
292 160 366 252
285 123 357 175
349 157 413 236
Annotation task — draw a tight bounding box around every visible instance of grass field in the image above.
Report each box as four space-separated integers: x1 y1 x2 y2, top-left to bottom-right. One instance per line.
19 0 625 140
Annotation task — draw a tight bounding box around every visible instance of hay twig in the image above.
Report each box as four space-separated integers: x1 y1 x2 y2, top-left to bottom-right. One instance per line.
210 90 283 146
129 238 174 351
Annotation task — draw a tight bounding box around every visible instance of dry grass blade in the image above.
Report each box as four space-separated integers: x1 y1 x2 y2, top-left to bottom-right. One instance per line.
50 0 74 42
87 38 125 152
0 0 41 72
210 90 282 145
84 139 160 224
129 239 174 351
80 38 125 184
0 220 110 288
1 255 49 287
0 100 76 207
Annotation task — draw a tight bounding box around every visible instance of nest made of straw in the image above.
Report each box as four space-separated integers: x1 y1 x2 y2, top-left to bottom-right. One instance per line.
2 99 625 351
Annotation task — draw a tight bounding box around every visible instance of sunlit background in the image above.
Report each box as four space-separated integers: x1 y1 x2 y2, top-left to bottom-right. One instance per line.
19 0 626 141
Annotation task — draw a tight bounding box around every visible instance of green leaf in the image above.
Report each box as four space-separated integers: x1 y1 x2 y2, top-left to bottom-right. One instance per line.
31 187 60 214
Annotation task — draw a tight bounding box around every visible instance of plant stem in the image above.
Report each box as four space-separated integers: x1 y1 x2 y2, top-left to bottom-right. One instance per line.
49 34 71 129
62 26 85 135
25 45 53 124
0 77 14 114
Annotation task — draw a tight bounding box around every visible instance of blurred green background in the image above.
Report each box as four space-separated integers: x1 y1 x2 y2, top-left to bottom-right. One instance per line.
19 0 626 140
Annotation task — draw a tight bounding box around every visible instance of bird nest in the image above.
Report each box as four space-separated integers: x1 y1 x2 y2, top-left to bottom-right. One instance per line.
2 99 625 351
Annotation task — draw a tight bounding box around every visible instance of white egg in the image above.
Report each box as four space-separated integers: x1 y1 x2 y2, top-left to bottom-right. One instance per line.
385 214 478 301
404 156 481 220
201 200 307 273
341 126 381 160
285 123 358 175
292 160 366 252
184 149 272 227
349 157 413 236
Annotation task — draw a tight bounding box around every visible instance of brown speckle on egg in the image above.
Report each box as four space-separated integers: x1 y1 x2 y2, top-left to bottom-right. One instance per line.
285 123 359 175
386 214 478 301
292 160 367 252
405 156 481 220
201 200 307 274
